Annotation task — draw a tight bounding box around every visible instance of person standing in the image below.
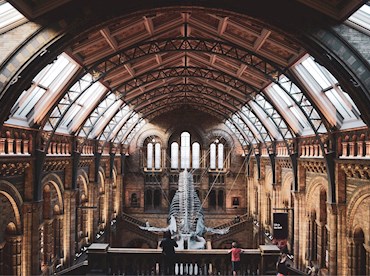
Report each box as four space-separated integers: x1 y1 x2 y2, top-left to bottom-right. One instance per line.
229 241 244 276
276 249 289 276
160 230 178 275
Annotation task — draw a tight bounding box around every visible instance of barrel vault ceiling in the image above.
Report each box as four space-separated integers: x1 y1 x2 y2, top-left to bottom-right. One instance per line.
2 0 369 148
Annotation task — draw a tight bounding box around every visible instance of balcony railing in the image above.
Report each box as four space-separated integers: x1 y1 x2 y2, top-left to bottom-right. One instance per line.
86 244 284 275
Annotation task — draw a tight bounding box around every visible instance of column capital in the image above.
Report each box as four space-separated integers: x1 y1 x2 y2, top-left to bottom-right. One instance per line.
326 203 338 215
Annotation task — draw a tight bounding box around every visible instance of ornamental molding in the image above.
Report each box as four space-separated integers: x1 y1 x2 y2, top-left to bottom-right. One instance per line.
340 163 370 179
301 160 326 174
43 160 70 171
78 159 93 168
0 162 30 176
277 159 292 169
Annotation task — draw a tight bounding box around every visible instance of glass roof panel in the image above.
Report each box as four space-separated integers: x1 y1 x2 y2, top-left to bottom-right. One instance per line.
348 3 370 32
225 120 249 146
293 55 365 129
248 101 281 140
60 81 107 132
89 100 123 139
6 53 79 126
0 2 25 31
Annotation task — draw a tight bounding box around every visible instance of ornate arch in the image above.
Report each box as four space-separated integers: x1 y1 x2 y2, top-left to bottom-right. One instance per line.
346 185 370 241
136 128 167 148
41 173 64 213
77 169 89 199
205 128 236 149
281 171 293 202
264 168 273 193
0 180 23 233
306 175 327 215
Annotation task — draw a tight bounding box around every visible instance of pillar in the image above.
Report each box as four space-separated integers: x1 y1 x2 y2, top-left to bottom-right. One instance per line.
336 204 347 275
327 203 338 275
0 137 6 154
347 238 355 275
63 189 77 267
6 235 22 276
22 202 42 275
293 191 305 269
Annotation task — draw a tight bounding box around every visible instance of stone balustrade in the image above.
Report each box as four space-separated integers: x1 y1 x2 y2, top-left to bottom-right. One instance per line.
81 144 94 155
300 142 323 158
46 141 70 155
0 137 30 155
339 139 370 159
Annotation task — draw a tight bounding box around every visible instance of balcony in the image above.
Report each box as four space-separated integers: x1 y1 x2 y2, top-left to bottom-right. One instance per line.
85 244 283 275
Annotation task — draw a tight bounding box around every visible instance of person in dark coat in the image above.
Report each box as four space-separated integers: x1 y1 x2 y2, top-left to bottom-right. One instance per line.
160 230 178 275
276 248 289 276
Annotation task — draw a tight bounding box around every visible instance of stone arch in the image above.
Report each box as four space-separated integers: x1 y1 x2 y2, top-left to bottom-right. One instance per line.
77 169 89 199
136 128 167 148
41 173 64 213
264 168 273 192
281 172 293 204
112 165 117 183
306 175 328 216
98 167 106 191
205 128 236 149
166 124 206 146
0 180 23 234
347 185 370 243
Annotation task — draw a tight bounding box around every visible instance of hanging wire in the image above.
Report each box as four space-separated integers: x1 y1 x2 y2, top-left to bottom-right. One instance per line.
226 154 248 198
199 146 234 211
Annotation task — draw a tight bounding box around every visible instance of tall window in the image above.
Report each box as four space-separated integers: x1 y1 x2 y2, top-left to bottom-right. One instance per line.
155 143 161 169
192 142 200 169
181 132 190 169
210 140 225 170
170 132 201 169
171 143 179 169
147 143 153 169
146 141 161 170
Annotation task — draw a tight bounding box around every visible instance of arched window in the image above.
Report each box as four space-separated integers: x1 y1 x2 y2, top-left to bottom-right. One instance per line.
218 143 224 169
210 140 225 170
309 211 318 261
146 141 161 170
171 142 179 169
155 143 161 169
131 193 138 207
171 132 201 169
145 190 152 210
354 228 366 276
154 189 161 207
210 143 216 169
181 132 190 169
147 143 153 169
192 142 200 169
209 190 216 209
218 190 224 209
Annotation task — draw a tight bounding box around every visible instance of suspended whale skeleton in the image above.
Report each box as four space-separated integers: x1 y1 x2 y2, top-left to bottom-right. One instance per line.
140 170 229 249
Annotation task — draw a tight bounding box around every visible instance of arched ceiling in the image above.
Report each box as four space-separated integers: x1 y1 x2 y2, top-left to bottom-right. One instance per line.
1 0 369 150
64 9 305 121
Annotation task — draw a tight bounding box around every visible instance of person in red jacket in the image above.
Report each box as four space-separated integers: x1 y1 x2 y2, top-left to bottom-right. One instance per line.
229 242 245 276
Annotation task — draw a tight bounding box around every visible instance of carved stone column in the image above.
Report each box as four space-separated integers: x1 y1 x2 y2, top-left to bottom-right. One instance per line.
365 244 370 276
22 201 42 276
336 204 347 275
293 191 305 269
63 189 77 267
0 137 6 154
327 203 338 275
347 238 355 275
5 234 22 276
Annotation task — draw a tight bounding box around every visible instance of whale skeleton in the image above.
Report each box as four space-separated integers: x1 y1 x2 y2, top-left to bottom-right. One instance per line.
139 170 229 249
